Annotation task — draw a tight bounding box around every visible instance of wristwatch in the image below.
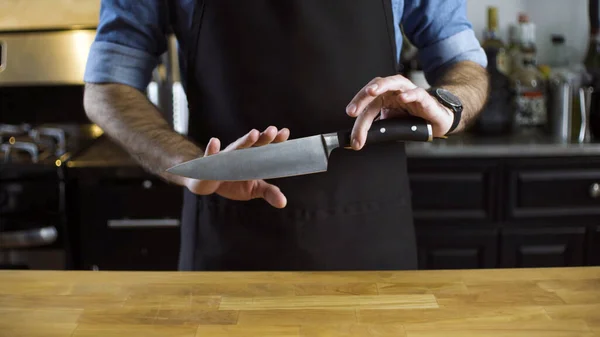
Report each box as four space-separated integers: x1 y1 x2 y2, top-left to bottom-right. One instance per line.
427 87 463 135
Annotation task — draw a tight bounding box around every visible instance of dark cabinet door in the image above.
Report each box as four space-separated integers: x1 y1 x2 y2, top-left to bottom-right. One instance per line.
508 168 600 219
416 227 498 270
589 226 600 266
500 227 586 268
407 159 498 225
77 176 183 271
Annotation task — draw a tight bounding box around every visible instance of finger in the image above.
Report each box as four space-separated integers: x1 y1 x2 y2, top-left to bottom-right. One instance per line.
204 137 221 156
224 129 260 152
253 126 278 147
251 180 287 208
185 176 220 195
381 108 409 120
398 88 454 136
396 88 437 117
346 75 417 118
273 128 290 143
350 97 382 150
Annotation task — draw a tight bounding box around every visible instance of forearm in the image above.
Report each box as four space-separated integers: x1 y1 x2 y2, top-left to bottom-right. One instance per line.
83 83 203 185
432 60 489 133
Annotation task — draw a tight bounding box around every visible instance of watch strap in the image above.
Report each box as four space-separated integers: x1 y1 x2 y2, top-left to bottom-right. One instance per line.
427 87 462 135
446 107 461 135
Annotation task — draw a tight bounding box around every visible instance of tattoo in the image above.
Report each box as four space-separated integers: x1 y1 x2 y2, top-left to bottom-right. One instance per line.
432 60 490 133
83 83 203 184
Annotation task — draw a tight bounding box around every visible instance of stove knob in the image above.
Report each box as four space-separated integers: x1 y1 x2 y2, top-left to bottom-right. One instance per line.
142 180 152 189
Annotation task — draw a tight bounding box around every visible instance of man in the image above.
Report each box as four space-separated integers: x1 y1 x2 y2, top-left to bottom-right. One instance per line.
83 0 488 271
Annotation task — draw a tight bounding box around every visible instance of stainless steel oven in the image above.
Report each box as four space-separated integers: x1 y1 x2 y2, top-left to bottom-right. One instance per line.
0 27 186 270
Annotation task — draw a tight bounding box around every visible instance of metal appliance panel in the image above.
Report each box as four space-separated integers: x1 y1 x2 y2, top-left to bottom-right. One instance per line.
0 29 95 86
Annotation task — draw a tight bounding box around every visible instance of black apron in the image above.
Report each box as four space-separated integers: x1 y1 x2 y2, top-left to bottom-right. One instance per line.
173 0 418 271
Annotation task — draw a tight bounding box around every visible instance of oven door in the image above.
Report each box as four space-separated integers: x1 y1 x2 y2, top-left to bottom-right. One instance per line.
0 175 68 270
0 216 65 270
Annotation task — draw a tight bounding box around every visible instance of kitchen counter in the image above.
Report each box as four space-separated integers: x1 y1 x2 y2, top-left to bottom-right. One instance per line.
68 136 139 168
406 130 600 158
1 267 600 336
69 130 600 169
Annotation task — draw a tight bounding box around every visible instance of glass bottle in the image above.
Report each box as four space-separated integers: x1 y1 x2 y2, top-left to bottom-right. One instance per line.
550 35 570 69
506 14 528 77
481 7 508 74
585 0 600 83
474 6 512 134
586 0 600 140
506 25 520 76
511 20 547 129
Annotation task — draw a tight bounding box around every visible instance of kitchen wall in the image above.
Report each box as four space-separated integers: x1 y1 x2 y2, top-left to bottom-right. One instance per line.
467 0 590 65
1 0 591 66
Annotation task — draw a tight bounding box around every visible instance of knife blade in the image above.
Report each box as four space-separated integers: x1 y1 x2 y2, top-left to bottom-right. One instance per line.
166 116 434 181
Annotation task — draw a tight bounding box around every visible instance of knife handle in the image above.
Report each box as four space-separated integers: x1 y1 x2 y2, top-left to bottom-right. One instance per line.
337 116 433 148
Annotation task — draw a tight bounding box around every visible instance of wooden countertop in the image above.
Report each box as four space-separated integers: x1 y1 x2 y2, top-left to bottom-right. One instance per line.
2 267 600 336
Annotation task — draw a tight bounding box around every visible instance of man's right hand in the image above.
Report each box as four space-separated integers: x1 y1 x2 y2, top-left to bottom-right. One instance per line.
183 126 290 208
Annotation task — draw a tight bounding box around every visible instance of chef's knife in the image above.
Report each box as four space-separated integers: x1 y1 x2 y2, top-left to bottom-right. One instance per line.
166 116 434 181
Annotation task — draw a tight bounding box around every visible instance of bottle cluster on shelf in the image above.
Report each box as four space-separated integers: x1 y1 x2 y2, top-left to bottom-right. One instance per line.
476 5 600 140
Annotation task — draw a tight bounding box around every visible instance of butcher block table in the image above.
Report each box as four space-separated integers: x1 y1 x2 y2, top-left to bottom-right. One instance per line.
2 267 600 336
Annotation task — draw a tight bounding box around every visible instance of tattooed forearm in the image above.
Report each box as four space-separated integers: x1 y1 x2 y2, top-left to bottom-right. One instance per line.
83 83 202 185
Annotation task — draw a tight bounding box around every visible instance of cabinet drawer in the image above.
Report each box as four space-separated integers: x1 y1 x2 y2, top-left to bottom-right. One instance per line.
77 178 184 271
0 180 59 214
500 227 586 268
78 178 183 219
409 171 493 222
509 169 600 218
416 227 498 270
82 226 180 271
589 226 600 266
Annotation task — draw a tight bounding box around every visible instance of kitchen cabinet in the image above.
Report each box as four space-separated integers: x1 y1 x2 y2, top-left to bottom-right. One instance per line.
508 168 600 219
407 158 499 225
499 226 586 268
416 227 498 269
589 226 600 266
70 168 182 271
68 138 600 271
409 155 600 270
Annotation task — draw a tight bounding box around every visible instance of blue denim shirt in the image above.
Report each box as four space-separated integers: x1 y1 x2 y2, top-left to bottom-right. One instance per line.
84 0 487 92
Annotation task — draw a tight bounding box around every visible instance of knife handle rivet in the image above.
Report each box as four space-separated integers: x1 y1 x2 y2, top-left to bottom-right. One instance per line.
380 127 386 133
411 126 417 132
143 180 153 189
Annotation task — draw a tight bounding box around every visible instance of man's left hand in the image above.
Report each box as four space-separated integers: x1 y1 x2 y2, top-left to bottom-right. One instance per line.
345 74 454 150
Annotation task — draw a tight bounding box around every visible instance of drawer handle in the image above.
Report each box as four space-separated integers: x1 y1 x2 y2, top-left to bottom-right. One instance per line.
0 40 5 72
591 183 600 199
107 219 180 228
0 226 57 249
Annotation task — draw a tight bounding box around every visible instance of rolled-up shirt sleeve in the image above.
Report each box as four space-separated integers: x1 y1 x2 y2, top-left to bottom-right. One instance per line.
401 0 487 84
84 0 168 92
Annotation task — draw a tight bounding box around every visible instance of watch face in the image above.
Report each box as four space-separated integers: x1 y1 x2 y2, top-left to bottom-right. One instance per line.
436 88 461 107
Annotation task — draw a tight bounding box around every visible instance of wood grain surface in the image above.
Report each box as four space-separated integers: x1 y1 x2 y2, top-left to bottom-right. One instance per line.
1 267 600 336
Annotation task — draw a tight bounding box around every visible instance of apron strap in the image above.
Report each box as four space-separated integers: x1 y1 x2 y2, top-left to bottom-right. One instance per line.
381 0 399 74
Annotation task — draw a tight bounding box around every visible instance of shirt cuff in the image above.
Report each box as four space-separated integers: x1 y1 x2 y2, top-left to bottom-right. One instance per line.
418 29 488 84
83 41 159 92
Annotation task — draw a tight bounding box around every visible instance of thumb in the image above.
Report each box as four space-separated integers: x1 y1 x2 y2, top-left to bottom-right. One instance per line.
252 180 287 208
204 137 221 156
186 137 222 195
